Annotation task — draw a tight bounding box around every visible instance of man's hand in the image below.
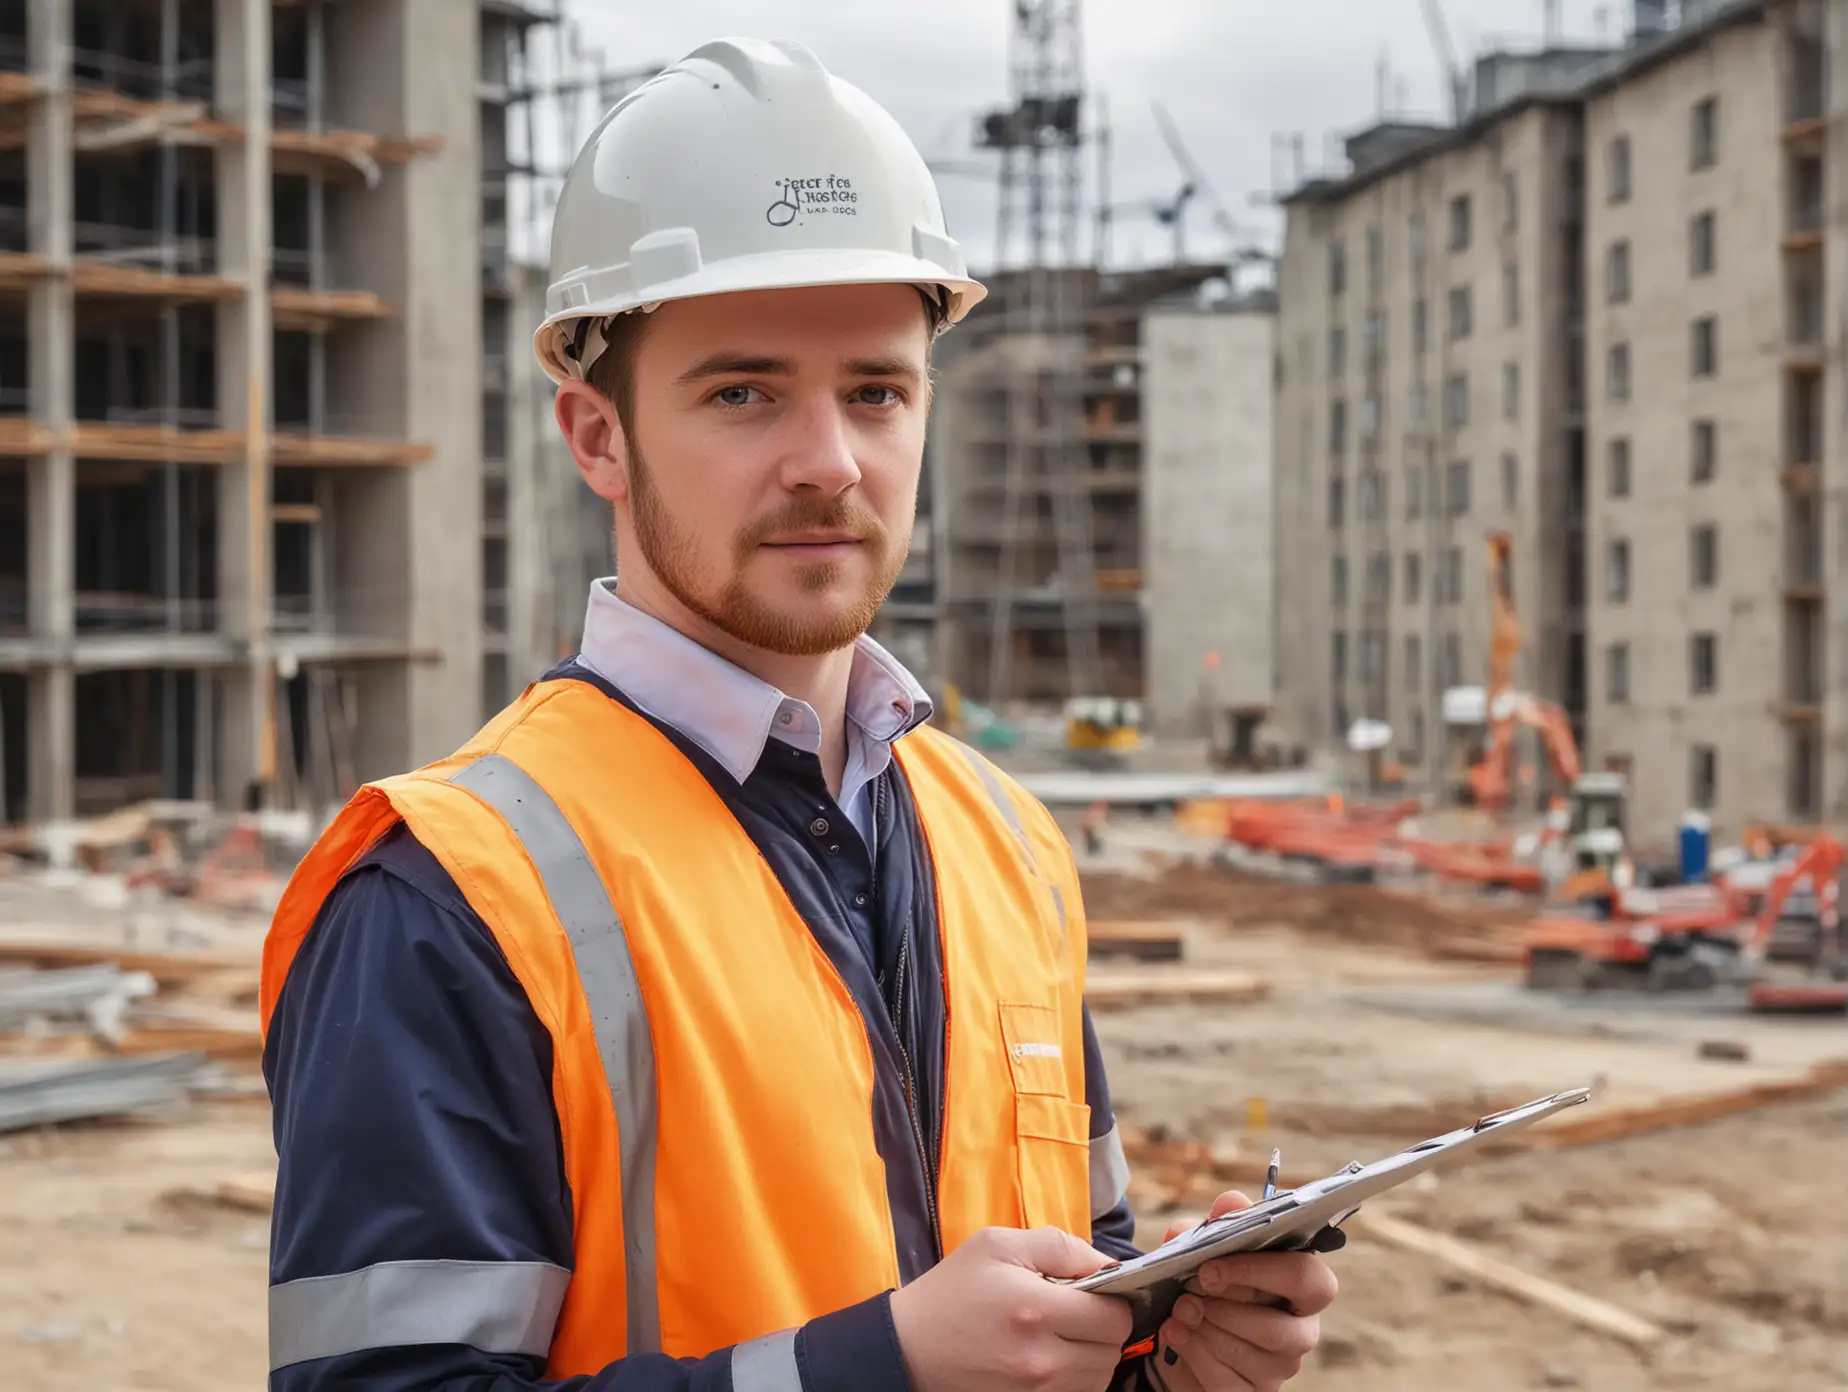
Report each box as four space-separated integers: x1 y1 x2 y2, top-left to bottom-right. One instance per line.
1147 1192 1339 1391
889 1225 1134 1392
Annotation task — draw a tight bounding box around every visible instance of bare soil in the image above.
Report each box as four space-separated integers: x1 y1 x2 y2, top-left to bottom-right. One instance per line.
3 858 1845 1390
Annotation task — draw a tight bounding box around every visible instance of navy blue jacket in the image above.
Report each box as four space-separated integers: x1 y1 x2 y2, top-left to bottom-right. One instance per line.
264 665 1141 1391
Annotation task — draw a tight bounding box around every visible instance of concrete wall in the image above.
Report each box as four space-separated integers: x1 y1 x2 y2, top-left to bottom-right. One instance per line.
1581 18 1782 838
1140 303 1274 737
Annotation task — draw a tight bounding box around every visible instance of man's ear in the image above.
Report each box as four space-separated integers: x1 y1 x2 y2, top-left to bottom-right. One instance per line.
555 380 631 503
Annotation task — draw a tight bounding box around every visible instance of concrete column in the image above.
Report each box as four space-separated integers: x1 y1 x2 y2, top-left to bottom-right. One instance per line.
1823 0 1848 820
24 0 74 823
399 0 483 763
213 0 273 809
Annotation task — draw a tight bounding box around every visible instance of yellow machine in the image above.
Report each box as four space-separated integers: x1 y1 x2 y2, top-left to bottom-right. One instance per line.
1065 696 1141 752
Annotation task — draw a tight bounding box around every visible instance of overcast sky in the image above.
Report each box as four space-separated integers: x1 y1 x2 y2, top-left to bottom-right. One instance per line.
566 1 1639 274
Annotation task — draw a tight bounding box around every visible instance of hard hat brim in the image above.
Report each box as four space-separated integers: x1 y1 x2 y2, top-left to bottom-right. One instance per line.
534 247 989 383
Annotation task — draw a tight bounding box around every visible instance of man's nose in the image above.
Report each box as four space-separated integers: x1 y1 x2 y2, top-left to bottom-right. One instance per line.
778 394 863 494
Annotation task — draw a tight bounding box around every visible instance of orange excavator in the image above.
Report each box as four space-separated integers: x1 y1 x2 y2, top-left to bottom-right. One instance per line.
1737 834 1848 1012
1467 532 1584 812
1465 533 1630 903
1523 833 1848 1007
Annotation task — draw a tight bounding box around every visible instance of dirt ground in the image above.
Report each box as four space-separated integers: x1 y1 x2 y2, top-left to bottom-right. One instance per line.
3 854 1847 1390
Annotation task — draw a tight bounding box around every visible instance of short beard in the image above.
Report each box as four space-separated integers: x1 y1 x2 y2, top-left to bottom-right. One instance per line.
626 440 906 657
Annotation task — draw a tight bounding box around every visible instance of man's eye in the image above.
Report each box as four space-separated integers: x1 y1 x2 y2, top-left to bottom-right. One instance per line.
715 385 760 407
857 386 900 406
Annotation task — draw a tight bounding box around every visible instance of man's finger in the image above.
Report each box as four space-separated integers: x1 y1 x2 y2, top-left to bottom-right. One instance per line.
1194 1251 1339 1315
1208 1189 1254 1220
1037 1285 1135 1347
1194 1299 1322 1362
1160 1320 1256 1392
1174 1304 1305 1387
1008 1225 1115 1280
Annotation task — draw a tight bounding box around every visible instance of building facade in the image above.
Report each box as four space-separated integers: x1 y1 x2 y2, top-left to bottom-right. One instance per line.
1276 98 1585 794
1275 0 1841 837
0 0 610 827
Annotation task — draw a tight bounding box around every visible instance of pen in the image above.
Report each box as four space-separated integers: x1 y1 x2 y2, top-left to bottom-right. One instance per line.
1262 1147 1281 1201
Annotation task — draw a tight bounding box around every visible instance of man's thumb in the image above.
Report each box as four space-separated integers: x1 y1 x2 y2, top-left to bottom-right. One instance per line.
1011 1226 1114 1280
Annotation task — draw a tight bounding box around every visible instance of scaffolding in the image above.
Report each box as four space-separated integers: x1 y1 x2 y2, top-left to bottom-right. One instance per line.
0 0 461 826
978 0 1103 705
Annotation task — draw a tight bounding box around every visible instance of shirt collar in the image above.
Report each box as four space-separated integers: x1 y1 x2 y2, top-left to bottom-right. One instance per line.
573 579 934 785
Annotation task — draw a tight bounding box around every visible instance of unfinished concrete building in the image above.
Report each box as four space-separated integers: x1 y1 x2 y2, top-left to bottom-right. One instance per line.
1140 284 1276 749
920 264 1272 716
1274 0 1846 837
0 0 600 828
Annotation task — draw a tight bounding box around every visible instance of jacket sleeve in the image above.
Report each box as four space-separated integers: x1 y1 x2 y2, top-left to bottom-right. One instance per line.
264 823 912 1392
1081 1003 1141 1263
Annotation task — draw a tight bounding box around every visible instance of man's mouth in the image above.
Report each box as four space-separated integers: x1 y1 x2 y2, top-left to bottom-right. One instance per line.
761 532 864 555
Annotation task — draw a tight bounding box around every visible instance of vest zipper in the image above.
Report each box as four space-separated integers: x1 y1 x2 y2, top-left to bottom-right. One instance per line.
875 771 944 1262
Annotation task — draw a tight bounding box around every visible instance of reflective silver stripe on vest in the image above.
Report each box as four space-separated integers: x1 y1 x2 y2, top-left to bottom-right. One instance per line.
449 753 663 1356
1090 1122 1131 1219
956 744 1068 939
269 1259 569 1371
731 1327 803 1391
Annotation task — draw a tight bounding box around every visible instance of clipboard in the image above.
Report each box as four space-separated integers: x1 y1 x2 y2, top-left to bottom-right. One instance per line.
1062 1086 1592 1345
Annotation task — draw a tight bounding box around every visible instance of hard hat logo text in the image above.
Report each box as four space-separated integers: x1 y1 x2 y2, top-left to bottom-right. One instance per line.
767 176 859 227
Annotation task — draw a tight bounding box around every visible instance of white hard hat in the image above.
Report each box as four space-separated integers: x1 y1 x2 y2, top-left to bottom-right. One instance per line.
533 37 987 384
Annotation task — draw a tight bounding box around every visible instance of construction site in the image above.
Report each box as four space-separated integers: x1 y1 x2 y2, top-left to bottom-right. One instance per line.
3 0 1848 1390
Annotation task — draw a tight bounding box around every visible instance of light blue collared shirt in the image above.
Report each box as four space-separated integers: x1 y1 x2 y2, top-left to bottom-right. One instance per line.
573 579 934 855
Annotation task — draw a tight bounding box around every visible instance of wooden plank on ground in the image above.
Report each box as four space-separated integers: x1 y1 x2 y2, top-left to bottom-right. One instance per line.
166 1170 276 1214
1425 935 1525 965
1089 920 1187 963
1351 1211 1663 1347
1084 967 1268 1010
215 1172 277 1213
1487 1058 1848 1154
0 941 256 987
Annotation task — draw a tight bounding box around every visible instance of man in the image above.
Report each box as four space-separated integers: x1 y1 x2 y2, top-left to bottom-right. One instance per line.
260 37 1336 1392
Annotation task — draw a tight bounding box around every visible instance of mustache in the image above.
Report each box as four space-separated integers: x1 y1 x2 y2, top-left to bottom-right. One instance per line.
738 495 887 550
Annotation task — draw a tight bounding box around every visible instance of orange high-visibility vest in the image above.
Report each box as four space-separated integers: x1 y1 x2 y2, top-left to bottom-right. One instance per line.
261 674 1093 1378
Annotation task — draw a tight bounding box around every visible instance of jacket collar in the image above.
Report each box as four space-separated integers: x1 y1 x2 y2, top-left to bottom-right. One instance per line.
573 578 934 786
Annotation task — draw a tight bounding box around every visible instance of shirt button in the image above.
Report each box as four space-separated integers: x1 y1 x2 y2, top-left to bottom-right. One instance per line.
779 712 794 726
827 843 841 856
809 817 829 836
854 892 869 907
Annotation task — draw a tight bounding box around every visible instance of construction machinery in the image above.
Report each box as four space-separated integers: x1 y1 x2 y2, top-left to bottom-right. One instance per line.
1065 696 1142 753
1521 880 1740 991
1466 532 1631 899
1737 834 1848 1012
1523 833 1848 1008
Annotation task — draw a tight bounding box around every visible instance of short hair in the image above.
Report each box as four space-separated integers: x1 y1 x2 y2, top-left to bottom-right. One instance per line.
581 289 947 438
584 312 650 445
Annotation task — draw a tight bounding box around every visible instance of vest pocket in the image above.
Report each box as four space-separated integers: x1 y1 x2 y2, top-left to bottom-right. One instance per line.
1013 1091 1093 1236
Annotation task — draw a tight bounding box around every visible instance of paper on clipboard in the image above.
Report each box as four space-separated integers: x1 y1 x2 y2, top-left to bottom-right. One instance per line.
1063 1086 1593 1346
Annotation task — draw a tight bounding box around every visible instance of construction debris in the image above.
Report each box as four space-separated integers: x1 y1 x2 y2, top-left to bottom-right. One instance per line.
1084 967 1269 1011
0 941 257 990
1088 920 1188 963
1350 1212 1665 1348
1486 1059 1848 1154
0 1052 213 1134
0 966 156 1045
166 1171 277 1216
